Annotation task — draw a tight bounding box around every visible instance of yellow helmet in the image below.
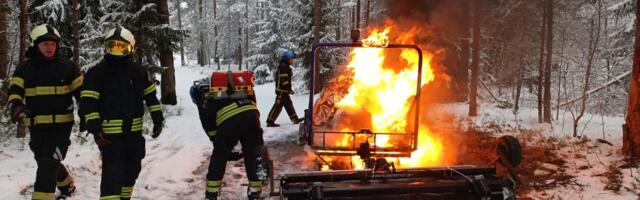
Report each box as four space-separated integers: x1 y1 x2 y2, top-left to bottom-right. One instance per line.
104 26 136 56
30 24 61 46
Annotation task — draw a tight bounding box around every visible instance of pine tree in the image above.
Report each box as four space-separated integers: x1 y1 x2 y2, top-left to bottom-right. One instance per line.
79 0 105 67
248 0 280 83
0 0 7 79
29 0 74 57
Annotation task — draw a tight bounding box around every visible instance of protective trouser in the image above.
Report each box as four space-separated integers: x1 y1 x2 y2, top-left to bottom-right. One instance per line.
266 93 299 123
29 126 75 200
206 111 263 197
98 133 145 200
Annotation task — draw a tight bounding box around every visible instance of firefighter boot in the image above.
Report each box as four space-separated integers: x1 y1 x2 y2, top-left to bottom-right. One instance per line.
205 192 218 200
292 118 304 124
247 187 262 200
266 121 280 127
56 183 76 200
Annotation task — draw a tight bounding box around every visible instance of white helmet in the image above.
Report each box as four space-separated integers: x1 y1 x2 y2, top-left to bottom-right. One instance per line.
104 26 136 56
30 24 61 46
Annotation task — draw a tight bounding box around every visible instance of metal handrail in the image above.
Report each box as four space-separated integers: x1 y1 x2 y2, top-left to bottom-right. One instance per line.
307 42 424 154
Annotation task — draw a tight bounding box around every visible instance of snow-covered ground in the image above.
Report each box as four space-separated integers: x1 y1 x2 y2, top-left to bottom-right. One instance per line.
0 62 314 200
0 60 637 200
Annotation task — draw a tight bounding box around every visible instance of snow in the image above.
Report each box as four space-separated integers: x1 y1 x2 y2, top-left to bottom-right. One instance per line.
0 57 313 200
0 57 637 200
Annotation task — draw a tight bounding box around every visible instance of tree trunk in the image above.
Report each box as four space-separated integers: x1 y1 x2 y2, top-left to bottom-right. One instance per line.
351 7 356 30
469 0 482 117
574 1 601 137
537 0 547 123
245 0 249 70
543 0 553 123
197 0 207 66
71 0 80 65
238 27 242 70
556 28 566 119
213 0 219 69
336 0 341 40
157 0 177 105
314 0 321 92
365 0 370 27
176 0 185 66
0 0 7 79
356 0 360 29
459 0 470 102
624 0 640 157
19 0 27 63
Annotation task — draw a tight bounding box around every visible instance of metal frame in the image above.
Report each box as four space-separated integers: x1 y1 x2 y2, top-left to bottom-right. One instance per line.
279 166 515 199
306 42 424 156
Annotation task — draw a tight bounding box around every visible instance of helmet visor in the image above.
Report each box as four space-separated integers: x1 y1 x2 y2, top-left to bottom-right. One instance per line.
105 40 133 56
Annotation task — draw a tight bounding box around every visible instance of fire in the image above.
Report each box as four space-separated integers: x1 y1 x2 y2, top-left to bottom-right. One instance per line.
399 126 444 167
324 24 443 169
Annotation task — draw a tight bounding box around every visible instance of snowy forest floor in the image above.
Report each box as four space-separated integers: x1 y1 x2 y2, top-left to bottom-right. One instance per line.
0 59 639 200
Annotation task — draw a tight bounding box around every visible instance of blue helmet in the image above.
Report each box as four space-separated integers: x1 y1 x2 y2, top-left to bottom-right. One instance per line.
281 51 295 61
190 79 210 106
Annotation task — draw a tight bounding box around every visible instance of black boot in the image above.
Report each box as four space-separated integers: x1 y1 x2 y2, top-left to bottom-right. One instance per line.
205 192 218 200
247 188 262 200
292 118 304 124
56 183 76 200
266 121 280 127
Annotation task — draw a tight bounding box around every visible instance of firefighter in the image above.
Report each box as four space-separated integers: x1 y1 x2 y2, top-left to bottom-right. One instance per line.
7 24 82 200
266 51 302 127
80 25 164 200
202 71 265 200
189 78 243 161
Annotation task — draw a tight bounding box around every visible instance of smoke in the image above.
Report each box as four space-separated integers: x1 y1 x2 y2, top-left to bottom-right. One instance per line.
380 0 491 166
370 0 471 103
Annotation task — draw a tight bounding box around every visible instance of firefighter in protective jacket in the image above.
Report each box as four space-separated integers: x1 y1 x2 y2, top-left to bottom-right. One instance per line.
7 24 82 200
266 51 302 127
80 26 164 200
201 71 265 200
190 78 245 160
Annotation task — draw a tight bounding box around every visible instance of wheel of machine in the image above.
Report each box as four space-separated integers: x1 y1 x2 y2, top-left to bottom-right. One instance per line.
496 135 522 167
298 122 307 146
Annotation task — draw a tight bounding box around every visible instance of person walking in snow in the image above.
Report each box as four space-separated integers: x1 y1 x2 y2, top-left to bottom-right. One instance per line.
80 25 164 200
266 51 303 127
7 24 82 200
200 71 266 200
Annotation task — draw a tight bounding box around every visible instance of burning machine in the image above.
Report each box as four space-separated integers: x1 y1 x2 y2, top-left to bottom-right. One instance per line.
275 30 520 200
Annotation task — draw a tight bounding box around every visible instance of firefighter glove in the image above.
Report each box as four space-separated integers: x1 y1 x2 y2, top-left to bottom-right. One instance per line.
93 131 111 147
86 119 102 134
79 116 87 132
8 102 26 123
152 122 163 138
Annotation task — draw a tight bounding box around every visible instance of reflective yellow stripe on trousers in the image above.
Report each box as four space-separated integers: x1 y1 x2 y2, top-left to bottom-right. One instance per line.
121 186 133 198
99 195 120 200
206 180 223 193
32 191 55 200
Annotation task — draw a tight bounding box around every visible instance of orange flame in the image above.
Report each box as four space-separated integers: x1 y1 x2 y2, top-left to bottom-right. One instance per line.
327 24 443 169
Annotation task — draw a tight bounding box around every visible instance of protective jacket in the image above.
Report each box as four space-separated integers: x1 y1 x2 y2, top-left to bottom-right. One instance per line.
80 54 163 135
275 61 293 94
8 49 83 128
201 71 263 199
